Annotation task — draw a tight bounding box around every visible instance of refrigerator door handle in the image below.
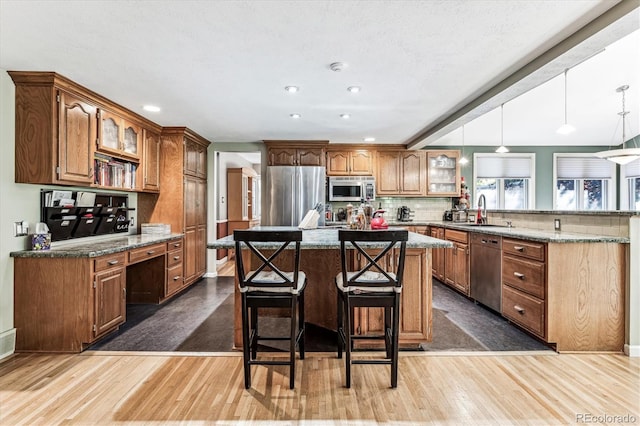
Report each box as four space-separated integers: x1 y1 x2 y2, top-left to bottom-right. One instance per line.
291 173 296 225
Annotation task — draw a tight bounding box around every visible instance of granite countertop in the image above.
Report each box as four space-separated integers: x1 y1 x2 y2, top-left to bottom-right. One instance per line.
208 226 453 250
422 221 630 243
10 233 184 258
325 220 629 243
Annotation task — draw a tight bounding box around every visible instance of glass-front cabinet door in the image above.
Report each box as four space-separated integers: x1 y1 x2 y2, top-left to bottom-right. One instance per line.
427 150 460 196
97 109 140 160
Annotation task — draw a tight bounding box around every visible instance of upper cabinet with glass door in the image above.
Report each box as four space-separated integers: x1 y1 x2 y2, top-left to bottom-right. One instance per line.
97 109 141 161
426 150 460 196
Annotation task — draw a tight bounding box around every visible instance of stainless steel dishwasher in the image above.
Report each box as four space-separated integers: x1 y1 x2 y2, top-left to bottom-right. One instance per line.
470 233 502 313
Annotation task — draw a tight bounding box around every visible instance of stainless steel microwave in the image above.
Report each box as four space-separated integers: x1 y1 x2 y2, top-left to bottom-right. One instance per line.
328 176 375 202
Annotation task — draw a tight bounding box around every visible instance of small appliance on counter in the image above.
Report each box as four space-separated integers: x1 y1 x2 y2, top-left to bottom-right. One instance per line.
396 206 413 222
442 210 453 221
370 210 389 229
453 210 468 223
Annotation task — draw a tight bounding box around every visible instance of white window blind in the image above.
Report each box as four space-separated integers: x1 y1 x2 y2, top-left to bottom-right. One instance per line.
556 157 614 179
623 158 640 178
476 156 533 178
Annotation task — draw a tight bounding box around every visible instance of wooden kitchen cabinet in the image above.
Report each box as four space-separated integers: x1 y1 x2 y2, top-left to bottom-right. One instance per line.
443 229 469 296
264 140 328 166
353 248 430 348
501 238 547 338
326 149 374 176
227 167 258 221
427 150 460 196
93 265 126 338
429 226 445 282
97 109 141 160
10 71 162 191
138 127 210 290
375 150 426 196
14 253 126 352
142 128 160 192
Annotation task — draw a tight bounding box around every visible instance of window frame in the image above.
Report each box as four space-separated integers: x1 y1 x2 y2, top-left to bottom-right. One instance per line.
472 153 536 210
552 153 617 211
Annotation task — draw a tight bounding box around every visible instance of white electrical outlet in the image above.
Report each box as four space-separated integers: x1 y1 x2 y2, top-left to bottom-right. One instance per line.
554 218 561 231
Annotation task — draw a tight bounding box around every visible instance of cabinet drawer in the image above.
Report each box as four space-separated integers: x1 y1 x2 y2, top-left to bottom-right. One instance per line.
502 255 545 299
94 252 127 272
503 238 545 261
502 285 545 337
167 239 183 251
166 263 184 295
129 243 166 264
444 229 468 244
167 248 183 267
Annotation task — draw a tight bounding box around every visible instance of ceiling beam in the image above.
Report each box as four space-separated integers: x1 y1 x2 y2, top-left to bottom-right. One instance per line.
405 0 640 150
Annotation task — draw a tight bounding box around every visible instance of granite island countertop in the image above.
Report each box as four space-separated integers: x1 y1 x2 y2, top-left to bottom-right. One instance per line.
326 220 629 243
10 233 184 258
208 226 453 249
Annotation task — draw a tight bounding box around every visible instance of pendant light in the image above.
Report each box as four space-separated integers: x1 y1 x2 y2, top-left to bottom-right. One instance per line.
459 125 469 165
556 69 576 135
495 104 509 153
595 85 640 165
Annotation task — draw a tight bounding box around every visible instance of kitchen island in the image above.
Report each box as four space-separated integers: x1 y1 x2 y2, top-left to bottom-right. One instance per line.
208 227 452 348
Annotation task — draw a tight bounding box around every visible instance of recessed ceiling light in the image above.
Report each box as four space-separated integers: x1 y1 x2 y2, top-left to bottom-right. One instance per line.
284 86 299 93
347 86 361 93
340 114 350 119
290 113 301 119
143 105 161 112
364 137 375 142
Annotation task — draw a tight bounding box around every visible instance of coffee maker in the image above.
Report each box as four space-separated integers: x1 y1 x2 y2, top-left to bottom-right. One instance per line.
396 206 412 222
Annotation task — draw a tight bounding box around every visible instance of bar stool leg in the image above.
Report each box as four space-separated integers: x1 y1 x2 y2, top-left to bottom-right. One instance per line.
344 295 352 388
384 306 392 359
391 294 400 388
241 294 251 389
337 291 343 359
251 306 258 360
289 296 297 389
298 290 305 360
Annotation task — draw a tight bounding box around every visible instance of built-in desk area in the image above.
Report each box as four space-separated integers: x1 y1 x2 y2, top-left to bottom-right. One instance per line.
10 234 184 353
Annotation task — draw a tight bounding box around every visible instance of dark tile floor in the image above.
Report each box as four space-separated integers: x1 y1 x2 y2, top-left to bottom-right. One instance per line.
90 276 552 352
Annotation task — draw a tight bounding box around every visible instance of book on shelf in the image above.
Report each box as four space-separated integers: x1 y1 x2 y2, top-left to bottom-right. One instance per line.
94 156 137 189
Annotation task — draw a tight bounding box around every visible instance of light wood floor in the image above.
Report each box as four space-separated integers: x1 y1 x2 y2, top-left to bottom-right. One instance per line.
1 351 638 425
216 259 235 277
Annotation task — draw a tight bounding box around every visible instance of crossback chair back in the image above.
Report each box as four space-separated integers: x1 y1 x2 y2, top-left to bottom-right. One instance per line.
234 229 302 293
338 229 408 292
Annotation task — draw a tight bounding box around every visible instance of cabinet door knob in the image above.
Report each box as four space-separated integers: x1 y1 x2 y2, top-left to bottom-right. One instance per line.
513 272 525 279
173 276 181 281
173 256 180 261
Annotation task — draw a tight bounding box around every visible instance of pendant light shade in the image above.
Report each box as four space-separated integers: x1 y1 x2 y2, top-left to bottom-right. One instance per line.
495 104 509 153
594 85 640 165
556 69 576 135
459 125 469 165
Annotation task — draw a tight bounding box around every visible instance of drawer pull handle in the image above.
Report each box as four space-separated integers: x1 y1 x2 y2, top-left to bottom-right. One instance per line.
147 250 155 255
514 246 525 252
173 243 180 247
173 256 180 261
514 305 525 314
513 272 525 279
173 276 181 281
107 260 119 265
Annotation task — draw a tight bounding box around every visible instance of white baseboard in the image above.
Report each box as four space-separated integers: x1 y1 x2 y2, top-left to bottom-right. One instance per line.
204 272 217 278
624 344 640 357
216 256 228 265
0 329 16 361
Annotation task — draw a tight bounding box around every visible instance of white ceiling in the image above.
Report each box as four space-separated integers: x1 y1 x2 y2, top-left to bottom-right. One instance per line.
0 1 638 148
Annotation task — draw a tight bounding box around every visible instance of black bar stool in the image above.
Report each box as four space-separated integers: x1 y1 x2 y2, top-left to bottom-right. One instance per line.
336 229 408 388
234 229 306 389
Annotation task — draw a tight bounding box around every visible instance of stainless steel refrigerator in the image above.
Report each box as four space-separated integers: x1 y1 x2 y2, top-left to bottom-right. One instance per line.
264 166 326 227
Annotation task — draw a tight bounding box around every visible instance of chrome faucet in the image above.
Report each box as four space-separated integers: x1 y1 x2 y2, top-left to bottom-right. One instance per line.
477 194 487 224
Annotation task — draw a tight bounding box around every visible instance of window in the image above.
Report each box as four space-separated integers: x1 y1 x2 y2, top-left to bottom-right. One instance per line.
473 154 535 209
622 158 640 211
553 154 616 210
